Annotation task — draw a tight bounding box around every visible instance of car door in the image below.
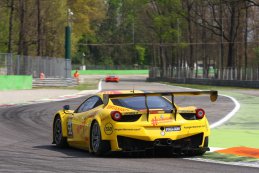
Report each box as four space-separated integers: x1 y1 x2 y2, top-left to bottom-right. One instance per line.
69 96 103 148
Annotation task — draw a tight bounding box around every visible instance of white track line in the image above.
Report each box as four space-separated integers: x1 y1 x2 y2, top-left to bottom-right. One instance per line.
210 94 240 128
98 79 102 91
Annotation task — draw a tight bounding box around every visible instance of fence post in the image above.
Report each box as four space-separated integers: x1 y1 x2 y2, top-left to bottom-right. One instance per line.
257 66 259 81
6 53 13 75
235 68 237 80
240 68 242 81
251 68 253 81
218 68 220 80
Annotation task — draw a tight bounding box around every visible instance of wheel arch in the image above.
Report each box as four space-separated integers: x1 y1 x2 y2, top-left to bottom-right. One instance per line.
89 118 99 152
89 117 111 155
52 111 69 144
88 116 105 152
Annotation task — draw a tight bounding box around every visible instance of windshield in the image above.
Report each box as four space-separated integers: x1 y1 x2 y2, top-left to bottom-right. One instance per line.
111 96 173 110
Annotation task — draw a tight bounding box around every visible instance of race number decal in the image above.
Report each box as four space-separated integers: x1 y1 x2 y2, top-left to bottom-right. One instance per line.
67 119 73 137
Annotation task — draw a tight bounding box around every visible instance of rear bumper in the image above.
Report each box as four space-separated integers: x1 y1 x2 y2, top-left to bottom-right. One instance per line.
101 118 210 152
116 133 208 152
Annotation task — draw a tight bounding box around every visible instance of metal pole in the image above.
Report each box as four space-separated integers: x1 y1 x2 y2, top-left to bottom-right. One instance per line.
64 8 73 79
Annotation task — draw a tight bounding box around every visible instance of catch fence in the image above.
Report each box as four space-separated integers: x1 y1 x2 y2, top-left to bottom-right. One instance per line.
149 66 259 81
0 53 67 78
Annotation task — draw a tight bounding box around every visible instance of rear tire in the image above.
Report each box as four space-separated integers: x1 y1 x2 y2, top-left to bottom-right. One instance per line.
90 121 110 156
53 116 67 147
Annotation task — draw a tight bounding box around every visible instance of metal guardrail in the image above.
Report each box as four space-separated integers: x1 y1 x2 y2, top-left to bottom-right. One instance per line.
33 78 78 87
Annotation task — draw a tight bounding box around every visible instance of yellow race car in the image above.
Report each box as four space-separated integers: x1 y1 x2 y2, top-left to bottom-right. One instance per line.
52 90 217 156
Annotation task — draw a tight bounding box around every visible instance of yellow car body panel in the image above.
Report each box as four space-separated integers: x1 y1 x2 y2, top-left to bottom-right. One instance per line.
53 90 217 154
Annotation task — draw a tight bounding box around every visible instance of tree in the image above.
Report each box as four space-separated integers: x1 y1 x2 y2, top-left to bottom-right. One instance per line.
36 0 42 56
17 0 25 55
135 45 145 65
8 0 14 53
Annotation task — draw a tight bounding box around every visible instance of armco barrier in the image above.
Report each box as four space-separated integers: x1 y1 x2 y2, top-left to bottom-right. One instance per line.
0 75 32 90
32 78 78 87
147 77 259 88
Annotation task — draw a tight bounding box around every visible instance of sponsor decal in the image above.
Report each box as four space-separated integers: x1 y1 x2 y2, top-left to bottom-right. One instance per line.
160 115 164 119
123 112 139 115
87 114 94 119
160 131 165 136
104 123 113 135
114 128 141 131
106 105 130 112
178 110 195 113
101 115 109 121
151 116 173 126
184 125 205 129
76 119 88 134
101 91 122 94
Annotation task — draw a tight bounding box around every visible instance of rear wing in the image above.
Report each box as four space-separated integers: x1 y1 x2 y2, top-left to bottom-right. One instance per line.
103 90 217 121
103 90 217 105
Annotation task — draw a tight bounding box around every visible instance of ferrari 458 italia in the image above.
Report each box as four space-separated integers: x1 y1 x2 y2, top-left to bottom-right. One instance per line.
53 90 217 156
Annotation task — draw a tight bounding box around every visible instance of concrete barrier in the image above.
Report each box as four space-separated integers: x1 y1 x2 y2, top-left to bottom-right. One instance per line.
0 75 32 90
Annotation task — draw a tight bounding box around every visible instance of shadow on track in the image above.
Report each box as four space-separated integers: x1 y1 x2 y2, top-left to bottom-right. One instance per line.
33 145 92 158
34 145 194 159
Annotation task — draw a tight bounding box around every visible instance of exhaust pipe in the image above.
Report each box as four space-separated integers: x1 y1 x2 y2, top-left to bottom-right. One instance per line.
167 139 172 145
154 140 160 146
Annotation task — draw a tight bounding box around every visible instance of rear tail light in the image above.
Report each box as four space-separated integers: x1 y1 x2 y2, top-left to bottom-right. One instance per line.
195 108 205 119
111 111 122 121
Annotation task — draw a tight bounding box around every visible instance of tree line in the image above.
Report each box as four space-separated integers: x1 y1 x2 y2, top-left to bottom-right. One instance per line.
0 0 105 57
0 0 259 74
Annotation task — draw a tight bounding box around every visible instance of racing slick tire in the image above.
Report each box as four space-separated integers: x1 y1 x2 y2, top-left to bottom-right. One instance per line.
53 116 68 147
90 121 110 156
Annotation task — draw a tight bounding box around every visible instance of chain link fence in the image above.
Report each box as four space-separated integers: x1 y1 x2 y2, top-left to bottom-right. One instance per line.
72 64 148 70
149 66 259 81
0 53 67 78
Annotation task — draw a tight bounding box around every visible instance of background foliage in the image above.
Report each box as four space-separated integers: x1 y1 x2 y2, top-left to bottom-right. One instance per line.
0 0 259 71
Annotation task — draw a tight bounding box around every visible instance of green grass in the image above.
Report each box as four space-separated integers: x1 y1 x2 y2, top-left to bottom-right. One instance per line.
210 129 259 148
71 70 148 75
72 79 99 90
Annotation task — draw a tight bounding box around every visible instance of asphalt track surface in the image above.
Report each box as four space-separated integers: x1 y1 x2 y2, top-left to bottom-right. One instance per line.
0 77 258 173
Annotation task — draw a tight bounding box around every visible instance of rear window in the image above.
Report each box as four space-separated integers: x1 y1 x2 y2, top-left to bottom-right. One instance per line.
111 96 173 110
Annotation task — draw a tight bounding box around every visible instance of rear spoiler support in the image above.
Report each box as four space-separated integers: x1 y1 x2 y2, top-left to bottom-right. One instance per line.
144 96 150 121
171 94 177 121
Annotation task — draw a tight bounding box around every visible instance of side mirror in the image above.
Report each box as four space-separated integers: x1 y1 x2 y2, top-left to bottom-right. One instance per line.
63 105 70 110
